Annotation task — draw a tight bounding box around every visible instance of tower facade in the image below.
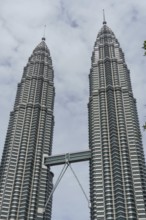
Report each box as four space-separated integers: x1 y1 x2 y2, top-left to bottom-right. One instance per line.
1 19 146 220
88 21 146 219
0 38 55 220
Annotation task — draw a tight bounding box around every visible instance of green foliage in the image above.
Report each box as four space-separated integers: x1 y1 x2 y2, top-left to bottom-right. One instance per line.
142 41 146 55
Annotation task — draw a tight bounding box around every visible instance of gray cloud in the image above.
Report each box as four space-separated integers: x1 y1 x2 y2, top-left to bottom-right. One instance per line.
0 0 146 219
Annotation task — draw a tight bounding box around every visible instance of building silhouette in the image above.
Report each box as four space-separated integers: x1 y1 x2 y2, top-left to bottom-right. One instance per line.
0 18 146 220
0 38 55 219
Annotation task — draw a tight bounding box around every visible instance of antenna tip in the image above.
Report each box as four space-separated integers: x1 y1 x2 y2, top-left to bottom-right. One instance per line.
103 9 107 25
42 25 46 41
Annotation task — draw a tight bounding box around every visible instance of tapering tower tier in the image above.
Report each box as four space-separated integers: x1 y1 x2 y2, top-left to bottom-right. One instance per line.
88 22 146 219
0 39 55 219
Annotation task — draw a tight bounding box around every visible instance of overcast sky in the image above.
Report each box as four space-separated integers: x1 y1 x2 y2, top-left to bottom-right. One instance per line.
0 0 146 219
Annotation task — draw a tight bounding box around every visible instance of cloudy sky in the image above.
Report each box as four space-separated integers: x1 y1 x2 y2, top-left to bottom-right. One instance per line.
0 0 146 219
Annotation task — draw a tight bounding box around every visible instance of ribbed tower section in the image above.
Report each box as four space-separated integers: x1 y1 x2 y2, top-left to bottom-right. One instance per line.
88 21 146 220
0 38 55 220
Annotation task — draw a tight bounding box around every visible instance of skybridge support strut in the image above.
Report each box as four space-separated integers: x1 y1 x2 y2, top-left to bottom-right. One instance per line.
43 149 91 215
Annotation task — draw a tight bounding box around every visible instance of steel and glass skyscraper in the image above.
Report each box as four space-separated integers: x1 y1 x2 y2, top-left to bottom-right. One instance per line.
0 38 55 220
1 18 146 220
88 20 146 219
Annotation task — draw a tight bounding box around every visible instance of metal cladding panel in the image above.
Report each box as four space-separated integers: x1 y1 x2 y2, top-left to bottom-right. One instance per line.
0 39 55 220
88 23 146 219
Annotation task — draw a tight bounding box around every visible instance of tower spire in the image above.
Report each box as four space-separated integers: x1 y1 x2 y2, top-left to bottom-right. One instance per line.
103 9 107 25
42 24 46 41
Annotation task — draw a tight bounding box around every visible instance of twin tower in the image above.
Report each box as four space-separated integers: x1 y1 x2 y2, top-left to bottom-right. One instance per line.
0 20 146 220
